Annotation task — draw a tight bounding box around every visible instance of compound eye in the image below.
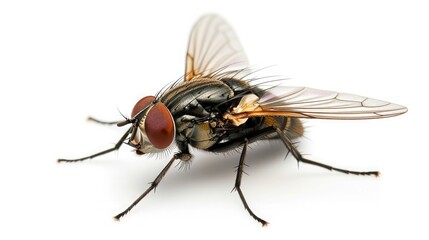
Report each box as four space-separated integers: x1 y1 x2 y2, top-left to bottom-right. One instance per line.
145 103 174 149
131 96 156 118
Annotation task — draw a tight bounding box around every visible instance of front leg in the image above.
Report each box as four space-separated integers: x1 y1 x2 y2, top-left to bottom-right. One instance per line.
114 153 190 220
175 135 192 161
87 116 120 125
58 127 131 163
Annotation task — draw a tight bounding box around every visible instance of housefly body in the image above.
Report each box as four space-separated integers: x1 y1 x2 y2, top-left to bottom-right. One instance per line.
58 15 407 226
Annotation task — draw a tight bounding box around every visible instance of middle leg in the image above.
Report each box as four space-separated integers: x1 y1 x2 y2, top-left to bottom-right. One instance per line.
233 138 269 226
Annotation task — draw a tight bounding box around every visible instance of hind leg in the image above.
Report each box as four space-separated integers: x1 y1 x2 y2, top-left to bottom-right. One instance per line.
275 128 379 177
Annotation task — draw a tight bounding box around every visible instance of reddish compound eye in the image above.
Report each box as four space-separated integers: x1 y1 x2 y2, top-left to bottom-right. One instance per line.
145 103 175 149
131 96 156 118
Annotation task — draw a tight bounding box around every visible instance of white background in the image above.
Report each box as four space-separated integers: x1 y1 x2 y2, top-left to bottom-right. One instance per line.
1 0 427 239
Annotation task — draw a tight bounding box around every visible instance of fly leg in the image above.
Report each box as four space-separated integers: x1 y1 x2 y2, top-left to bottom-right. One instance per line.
87 116 120 125
57 127 131 163
275 128 379 177
233 138 269 226
114 155 179 220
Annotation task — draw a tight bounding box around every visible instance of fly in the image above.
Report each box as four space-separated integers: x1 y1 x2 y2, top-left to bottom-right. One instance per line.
58 15 407 226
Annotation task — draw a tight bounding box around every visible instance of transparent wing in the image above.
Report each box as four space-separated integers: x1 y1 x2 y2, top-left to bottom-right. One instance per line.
185 15 249 81
228 86 407 121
